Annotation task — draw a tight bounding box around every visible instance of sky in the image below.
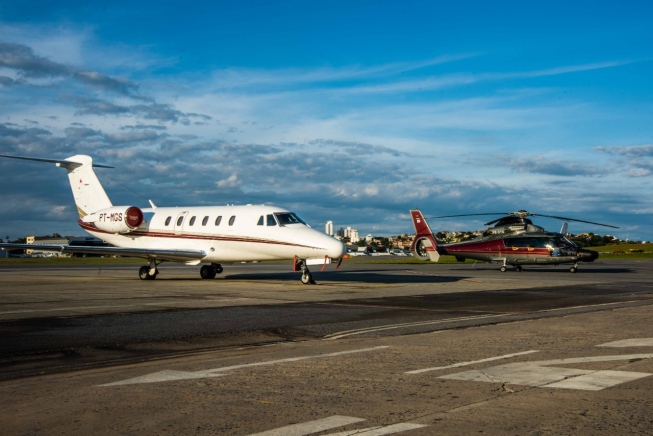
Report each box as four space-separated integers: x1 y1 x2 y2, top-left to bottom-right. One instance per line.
1 1 652 241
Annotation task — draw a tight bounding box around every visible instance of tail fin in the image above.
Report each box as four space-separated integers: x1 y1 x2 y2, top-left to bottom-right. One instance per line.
409 209 440 262
0 154 113 218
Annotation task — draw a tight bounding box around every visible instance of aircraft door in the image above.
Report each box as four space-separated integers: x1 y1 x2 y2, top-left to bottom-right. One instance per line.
174 211 189 235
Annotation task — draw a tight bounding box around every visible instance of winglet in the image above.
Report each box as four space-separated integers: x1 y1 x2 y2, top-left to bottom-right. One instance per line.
409 209 440 262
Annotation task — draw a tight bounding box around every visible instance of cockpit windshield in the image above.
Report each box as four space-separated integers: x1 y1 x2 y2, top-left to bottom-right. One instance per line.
274 212 309 227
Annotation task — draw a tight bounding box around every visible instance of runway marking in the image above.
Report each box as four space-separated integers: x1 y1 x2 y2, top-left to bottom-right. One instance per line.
99 346 390 386
326 423 428 435
406 350 540 374
324 314 504 340
325 300 647 340
0 304 144 314
438 354 653 391
0 299 250 315
598 338 653 347
247 415 427 436
247 415 364 435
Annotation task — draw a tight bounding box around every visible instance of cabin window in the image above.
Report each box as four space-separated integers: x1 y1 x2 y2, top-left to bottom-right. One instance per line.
176 216 184 226
257 216 264 226
165 216 172 226
229 215 236 226
505 237 546 248
267 214 277 226
189 216 196 226
202 216 208 226
215 216 222 226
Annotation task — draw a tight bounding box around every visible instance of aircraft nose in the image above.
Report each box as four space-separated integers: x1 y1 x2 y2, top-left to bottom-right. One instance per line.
579 248 599 262
327 237 347 259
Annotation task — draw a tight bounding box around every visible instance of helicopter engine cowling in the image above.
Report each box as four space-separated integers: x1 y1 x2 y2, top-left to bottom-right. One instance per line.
82 206 144 234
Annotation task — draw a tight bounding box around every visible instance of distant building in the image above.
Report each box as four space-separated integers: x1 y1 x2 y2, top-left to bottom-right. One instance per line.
325 220 333 236
26 235 69 257
350 229 359 243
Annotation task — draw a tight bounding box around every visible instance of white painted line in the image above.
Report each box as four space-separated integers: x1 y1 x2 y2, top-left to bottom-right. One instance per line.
536 300 644 313
0 304 139 314
405 350 540 374
438 353 653 391
0 299 251 315
546 370 651 391
324 314 504 340
99 346 390 386
325 300 647 341
327 423 428 435
247 415 365 436
598 338 653 348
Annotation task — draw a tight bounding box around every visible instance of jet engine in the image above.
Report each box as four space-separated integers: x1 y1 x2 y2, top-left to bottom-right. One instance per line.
82 206 144 233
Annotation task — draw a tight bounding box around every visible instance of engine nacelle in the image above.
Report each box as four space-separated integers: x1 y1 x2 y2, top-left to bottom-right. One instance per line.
83 206 144 234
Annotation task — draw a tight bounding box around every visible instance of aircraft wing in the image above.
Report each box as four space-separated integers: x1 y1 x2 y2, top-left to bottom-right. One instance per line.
0 243 206 263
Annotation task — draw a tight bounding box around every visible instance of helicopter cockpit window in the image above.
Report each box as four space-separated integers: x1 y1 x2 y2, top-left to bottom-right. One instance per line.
274 212 308 226
555 236 577 248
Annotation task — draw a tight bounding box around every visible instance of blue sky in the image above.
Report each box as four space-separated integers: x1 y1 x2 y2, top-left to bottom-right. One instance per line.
1 1 652 241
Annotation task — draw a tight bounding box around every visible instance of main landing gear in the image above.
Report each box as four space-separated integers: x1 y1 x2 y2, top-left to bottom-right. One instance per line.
499 259 524 272
200 263 224 279
138 261 224 280
139 259 159 280
498 261 580 273
295 258 316 285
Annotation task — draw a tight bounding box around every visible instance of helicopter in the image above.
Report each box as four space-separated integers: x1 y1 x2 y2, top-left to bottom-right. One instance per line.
409 209 619 273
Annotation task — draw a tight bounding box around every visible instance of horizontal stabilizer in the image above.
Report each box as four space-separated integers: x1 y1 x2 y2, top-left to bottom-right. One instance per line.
0 154 114 168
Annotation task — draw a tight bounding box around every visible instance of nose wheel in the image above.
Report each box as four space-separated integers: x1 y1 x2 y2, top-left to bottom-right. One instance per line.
295 258 316 284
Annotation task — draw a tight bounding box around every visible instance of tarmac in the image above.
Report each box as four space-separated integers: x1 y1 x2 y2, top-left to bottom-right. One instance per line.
0 259 652 435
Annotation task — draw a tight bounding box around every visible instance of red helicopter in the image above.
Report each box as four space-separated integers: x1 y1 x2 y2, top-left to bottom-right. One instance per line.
409 209 618 273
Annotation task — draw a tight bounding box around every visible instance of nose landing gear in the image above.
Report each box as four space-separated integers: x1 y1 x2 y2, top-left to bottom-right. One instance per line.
295 258 316 285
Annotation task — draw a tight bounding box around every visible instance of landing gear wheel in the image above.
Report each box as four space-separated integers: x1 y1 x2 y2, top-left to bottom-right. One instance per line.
295 258 317 284
139 265 157 280
500 266 507 272
569 266 578 273
200 264 217 279
215 264 223 274
301 271 314 285
516 265 523 272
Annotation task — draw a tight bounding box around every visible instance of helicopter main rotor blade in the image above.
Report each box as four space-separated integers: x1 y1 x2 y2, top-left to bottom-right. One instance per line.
431 213 507 219
530 214 619 229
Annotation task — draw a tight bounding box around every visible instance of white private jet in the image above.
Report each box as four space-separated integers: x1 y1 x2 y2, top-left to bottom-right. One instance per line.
0 154 346 283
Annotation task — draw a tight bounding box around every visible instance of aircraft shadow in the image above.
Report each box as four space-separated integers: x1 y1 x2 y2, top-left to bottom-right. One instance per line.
219 268 467 284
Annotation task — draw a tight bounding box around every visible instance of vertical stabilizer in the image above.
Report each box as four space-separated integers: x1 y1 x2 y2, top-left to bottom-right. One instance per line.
0 154 114 217
409 209 440 262
59 155 112 217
